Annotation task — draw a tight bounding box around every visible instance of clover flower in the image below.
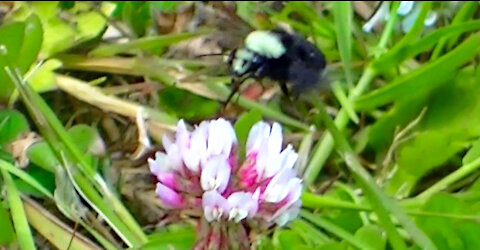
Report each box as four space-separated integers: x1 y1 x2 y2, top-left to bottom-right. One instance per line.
363 1 439 34
148 118 303 248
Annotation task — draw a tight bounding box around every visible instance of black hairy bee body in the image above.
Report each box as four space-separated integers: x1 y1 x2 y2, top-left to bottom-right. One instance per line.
225 29 327 105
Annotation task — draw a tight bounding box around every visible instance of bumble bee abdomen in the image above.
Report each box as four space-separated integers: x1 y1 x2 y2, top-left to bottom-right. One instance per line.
285 35 326 69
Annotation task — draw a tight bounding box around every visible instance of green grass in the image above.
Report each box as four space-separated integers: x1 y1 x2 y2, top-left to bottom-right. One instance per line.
1 1 480 249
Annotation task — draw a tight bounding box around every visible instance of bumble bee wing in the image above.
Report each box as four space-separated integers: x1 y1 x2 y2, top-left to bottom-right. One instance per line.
287 60 326 95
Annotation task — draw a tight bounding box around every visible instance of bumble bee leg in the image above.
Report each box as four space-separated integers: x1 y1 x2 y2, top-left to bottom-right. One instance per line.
130 108 152 160
224 78 241 108
224 76 250 108
280 82 293 100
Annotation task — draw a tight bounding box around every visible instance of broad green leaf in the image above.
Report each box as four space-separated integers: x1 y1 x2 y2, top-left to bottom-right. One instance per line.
416 193 480 250
14 165 55 198
68 125 105 156
0 22 25 63
8 1 113 57
355 33 480 110
0 22 25 100
28 58 62 93
26 141 59 172
0 199 14 245
145 224 195 250
0 109 29 146
367 93 427 153
33 5 76 56
122 1 151 37
385 66 480 197
17 14 43 72
311 98 434 249
349 225 386 250
30 1 59 20
75 11 107 42
273 229 306 250
322 186 363 233
58 1 75 10
317 242 348 250
253 235 274 250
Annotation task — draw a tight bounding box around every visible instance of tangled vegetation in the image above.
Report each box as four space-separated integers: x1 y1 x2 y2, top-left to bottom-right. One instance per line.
1 1 480 249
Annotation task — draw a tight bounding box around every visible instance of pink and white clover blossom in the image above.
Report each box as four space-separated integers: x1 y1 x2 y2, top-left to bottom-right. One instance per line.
148 118 304 232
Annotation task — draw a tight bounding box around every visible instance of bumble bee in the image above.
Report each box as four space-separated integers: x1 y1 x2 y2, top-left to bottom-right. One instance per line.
224 28 327 105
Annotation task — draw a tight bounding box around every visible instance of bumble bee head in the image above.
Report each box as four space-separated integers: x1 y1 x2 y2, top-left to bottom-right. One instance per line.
229 48 255 76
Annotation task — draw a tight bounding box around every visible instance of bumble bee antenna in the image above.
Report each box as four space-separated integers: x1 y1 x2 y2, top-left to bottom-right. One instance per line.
194 52 227 58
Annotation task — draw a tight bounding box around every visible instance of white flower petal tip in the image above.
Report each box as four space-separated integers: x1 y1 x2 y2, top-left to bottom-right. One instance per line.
201 156 231 193
202 191 230 222
227 192 259 222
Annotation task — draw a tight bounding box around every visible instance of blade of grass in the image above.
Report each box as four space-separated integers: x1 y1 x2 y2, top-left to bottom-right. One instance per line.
415 154 480 202
300 210 371 250
205 80 310 131
396 2 432 47
56 55 309 131
0 159 53 199
295 126 315 176
302 192 370 211
303 1 403 184
290 219 332 245
303 9 480 185
332 1 353 88
1 169 35 250
374 20 480 71
310 95 436 250
377 2 401 53
7 67 147 247
431 1 478 60
55 74 178 131
331 81 359 124
355 33 480 110
89 29 211 56
304 191 480 220
303 67 375 185
23 197 107 250
334 182 370 225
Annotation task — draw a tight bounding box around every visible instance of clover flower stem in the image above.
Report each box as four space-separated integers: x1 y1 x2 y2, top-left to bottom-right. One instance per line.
303 67 375 185
309 95 436 250
378 2 401 53
303 0 402 185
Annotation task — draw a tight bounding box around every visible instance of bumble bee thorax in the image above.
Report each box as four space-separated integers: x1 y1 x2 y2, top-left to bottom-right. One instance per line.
244 30 286 59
